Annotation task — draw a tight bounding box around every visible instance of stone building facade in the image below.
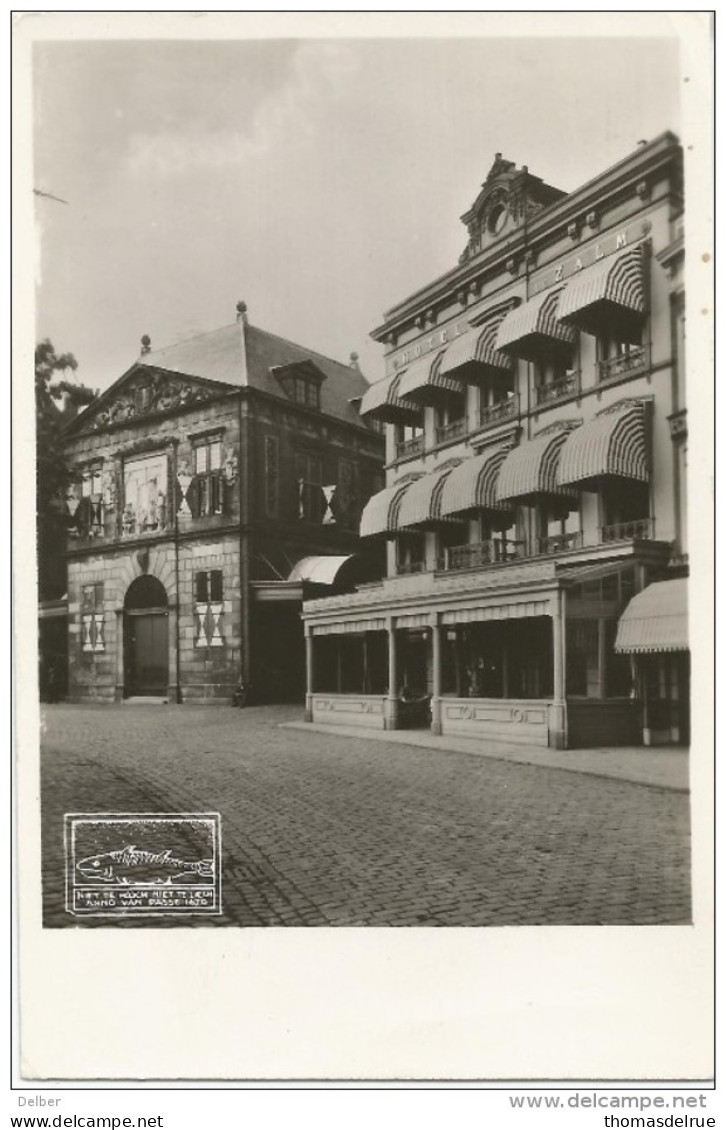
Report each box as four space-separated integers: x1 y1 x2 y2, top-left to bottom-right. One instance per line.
302 133 689 748
63 306 385 704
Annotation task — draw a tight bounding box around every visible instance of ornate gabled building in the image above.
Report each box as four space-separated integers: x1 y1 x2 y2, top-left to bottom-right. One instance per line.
302 132 689 748
62 304 385 704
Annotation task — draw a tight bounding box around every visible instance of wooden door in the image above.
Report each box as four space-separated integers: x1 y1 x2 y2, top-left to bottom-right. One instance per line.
126 612 168 696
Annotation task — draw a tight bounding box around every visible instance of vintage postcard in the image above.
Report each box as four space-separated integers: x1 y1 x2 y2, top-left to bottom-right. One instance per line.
13 11 714 1086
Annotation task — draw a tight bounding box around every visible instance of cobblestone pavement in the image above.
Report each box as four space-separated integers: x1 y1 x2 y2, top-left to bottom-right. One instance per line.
39 704 691 928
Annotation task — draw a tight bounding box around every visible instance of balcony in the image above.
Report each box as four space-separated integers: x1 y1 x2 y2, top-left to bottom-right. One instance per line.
439 538 527 572
479 394 518 431
396 434 424 460
600 518 654 542
537 532 583 555
435 418 467 445
534 370 581 407
597 345 648 384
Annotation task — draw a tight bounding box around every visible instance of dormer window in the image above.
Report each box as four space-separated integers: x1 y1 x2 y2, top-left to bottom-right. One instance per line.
488 203 508 235
271 360 326 413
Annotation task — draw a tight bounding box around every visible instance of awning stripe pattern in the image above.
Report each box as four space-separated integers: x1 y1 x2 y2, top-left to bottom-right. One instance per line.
439 319 512 377
439 445 511 516
557 400 648 486
397 351 465 398
313 618 387 636
614 578 688 654
558 246 645 325
495 287 576 355
496 426 580 502
397 464 460 528
359 479 418 538
359 370 420 419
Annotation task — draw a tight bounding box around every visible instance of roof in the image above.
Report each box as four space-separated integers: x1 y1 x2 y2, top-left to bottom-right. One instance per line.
614 579 688 654
139 319 373 430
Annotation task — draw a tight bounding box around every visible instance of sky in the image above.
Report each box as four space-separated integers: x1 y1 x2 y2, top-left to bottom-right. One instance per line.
31 20 684 393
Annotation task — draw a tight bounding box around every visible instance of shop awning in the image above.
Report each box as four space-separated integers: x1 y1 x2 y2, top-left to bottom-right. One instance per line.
495 287 576 361
359 478 419 538
397 351 465 402
439 318 512 380
439 445 511 516
614 579 688 654
287 556 354 585
397 463 460 528
496 425 580 502
557 246 646 337
358 370 422 424
558 399 649 488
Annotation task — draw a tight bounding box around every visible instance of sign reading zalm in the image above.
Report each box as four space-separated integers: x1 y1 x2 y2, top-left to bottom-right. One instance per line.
302 134 688 751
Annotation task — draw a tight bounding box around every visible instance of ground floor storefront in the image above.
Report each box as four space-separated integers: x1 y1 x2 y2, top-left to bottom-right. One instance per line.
302 559 689 749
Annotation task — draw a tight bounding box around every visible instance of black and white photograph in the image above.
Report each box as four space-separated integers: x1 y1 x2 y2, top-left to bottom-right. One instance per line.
14 11 713 1088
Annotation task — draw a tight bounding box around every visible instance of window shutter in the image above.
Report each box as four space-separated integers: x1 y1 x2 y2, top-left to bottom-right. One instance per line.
195 571 208 603
210 570 223 602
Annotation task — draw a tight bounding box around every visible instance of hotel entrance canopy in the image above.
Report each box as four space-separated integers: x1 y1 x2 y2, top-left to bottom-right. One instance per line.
495 286 576 361
557 246 646 340
557 399 649 489
614 578 688 654
496 425 580 503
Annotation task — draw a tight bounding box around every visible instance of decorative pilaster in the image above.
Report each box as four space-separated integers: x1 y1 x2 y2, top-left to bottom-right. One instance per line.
550 589 567 749
304 629 314 722
384 617 399 730
430 614 443 736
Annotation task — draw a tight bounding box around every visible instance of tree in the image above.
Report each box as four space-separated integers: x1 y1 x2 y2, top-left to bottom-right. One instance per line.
35 339 96 600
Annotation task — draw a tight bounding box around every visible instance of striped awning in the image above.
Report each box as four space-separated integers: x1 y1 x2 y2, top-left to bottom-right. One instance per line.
558 400 648 488
313 618 387 636
397 351 465 401
397 464 460 528
439 445 511 517
439 318 512 379
496 425 580 502
359 370 422 424
496 287 576 360
557 246 646 336
615 579 688 654
287 556 353 585
359 478 418 538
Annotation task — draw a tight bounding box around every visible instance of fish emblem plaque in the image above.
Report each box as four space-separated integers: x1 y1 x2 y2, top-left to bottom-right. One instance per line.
65 813 222 918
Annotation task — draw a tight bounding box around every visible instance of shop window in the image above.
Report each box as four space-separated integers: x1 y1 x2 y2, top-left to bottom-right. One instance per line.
339 635 365 693
194 570 224 648
81 582 105 654
295 453 324 522
122 453 168 535
603 620 633 697
192 437 224 517
565 619 599 697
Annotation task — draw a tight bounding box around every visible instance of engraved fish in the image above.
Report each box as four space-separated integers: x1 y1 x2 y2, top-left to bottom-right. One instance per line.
76 844 214 885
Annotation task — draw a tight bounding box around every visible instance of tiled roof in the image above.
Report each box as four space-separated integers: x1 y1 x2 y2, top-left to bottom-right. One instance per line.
141 320 372 429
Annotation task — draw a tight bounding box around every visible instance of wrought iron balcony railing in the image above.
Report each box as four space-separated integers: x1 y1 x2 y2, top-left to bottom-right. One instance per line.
435 418 467 445
537 531 583 555
596 344 648 383
534 370 581 407
438 538 526 572
600 518 654 542
396 434 424 460
479 393 518 430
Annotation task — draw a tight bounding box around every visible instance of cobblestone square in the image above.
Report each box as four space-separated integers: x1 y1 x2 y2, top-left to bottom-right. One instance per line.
39 704 691 928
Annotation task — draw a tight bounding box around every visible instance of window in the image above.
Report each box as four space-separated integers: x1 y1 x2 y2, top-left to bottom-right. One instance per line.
295 453 324 522
193 436 224 517
394 422 424 459
534 351 579 404
479 374 516 427
435 391 466 443
601 480 651 540
194 570 224 648
264 435 279 518
122 454 167 535
596 327 646 382
78 465 104 537
480 512 521 561
81 583 105 654
336 458 360 529
293 377 320 410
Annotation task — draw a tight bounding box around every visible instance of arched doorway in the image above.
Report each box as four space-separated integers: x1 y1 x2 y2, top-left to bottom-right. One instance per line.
124 575 169 697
